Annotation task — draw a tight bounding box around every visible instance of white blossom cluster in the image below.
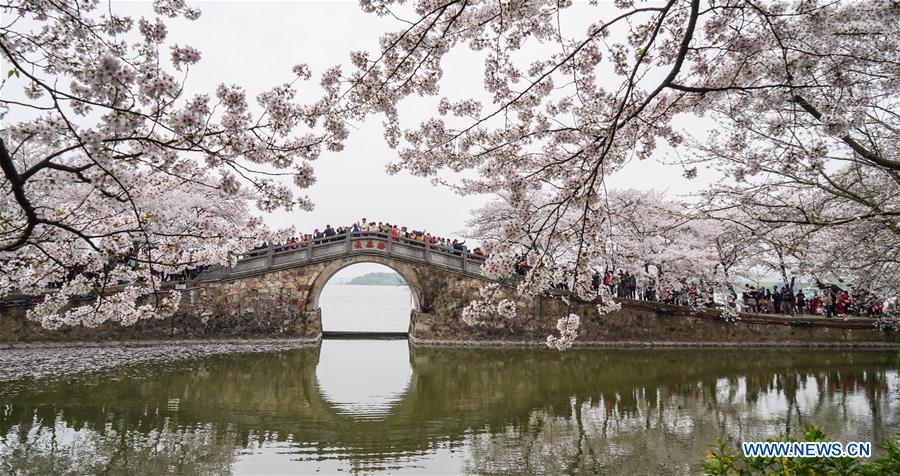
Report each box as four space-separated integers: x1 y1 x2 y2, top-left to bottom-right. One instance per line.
460 283 517 327
719 306 740 323
546 314 580 351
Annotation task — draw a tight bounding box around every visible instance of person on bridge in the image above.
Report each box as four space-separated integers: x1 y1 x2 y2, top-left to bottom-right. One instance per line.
324 224 336 241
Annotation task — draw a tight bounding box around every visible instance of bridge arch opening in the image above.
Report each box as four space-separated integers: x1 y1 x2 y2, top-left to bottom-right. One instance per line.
314 261 417 333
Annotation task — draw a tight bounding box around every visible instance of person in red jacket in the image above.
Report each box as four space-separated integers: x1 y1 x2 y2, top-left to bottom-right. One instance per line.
810 294 822 315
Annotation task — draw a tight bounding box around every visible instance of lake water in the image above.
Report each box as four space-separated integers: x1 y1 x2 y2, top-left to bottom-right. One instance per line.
320 284 413 332
1 286 898 474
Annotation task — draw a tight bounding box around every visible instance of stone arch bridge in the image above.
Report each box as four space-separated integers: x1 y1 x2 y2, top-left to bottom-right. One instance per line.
181 231 492 340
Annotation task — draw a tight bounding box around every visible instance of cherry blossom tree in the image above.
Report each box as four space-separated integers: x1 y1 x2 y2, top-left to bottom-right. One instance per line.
327 0 898 345
705 214 761 292
604 190 722 296
463 188 732 346
807 219 900 298
0 0 343 328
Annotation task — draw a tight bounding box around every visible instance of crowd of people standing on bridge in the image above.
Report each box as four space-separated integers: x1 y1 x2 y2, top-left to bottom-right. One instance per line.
247 218 486 259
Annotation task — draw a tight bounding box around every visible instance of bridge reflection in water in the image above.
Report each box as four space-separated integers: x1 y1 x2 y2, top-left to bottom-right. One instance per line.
0 344 897 474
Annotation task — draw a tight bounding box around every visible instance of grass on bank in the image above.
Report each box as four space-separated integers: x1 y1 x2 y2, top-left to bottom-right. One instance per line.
703 426 900 475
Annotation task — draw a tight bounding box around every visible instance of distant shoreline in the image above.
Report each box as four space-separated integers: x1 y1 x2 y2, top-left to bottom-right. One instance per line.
342 271 407 286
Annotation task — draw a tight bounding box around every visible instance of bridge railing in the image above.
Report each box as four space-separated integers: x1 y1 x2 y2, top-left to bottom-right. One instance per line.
198 232 485 281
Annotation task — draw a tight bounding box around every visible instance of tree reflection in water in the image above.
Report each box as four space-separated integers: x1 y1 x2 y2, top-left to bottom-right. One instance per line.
1 343 897 474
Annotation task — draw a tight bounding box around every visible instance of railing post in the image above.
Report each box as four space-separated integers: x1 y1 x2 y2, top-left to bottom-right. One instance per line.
424 241 430 263
307 239 313 261
266 245 274 268
345 233 351 254
462 250 468 273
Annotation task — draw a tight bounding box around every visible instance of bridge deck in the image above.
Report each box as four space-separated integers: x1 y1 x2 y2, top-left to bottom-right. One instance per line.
199 231 485 281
